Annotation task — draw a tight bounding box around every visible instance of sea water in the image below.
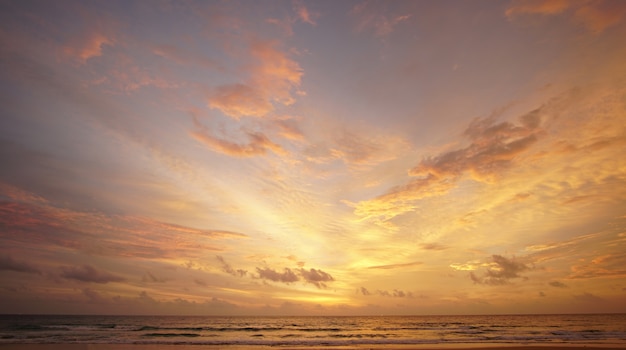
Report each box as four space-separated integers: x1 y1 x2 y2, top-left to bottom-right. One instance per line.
1 314 625 346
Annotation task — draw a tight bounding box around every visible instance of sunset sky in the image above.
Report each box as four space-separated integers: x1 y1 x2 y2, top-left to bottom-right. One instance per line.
1 0 626 316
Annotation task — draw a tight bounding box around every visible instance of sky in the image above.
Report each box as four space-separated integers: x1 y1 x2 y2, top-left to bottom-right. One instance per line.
0 0 625 316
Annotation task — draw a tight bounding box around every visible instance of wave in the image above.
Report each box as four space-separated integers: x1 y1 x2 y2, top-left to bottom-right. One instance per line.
142 333 201 338
2 314 626 346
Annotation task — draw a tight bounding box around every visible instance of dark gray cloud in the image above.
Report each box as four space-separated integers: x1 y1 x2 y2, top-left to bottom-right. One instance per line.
359 286 413 298
194 279 207 287
470 255 530 285
255 266 334 288
216 256 247 277
548 280 568 288
420 243 447 251
59 265 125 284
298 268 334 288
573 292 604 303
0 255 41 274
142 271 166 283
256 267 299 283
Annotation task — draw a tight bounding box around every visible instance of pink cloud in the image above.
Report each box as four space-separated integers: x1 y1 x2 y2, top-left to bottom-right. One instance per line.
574 1 626 33
351 1 411 38
62 32 113 64
208 84 274 119
250 40 303 105
505 0 570 18
352 109 543 223
0 183 246 261
208 40 303 118
293 0 318 25
273 118 305 141
506 0 626 33
191 127 286 157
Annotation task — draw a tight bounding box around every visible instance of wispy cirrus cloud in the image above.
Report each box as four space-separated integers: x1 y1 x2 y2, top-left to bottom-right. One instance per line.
367 261 422 270
0 183 246 261
568 252 626 280
293 0 318 26
350 1 411 38
266 1 318 36
505 0 570 17
506 0 626 33
190 122 286 157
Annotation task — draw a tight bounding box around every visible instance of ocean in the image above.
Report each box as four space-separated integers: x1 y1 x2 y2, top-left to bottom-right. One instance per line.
1 314 625 347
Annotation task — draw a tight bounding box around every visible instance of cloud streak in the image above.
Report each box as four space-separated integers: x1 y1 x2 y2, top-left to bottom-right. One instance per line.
351 1 411 38
191 123 286 157
59 265 125 284
506 0 626 33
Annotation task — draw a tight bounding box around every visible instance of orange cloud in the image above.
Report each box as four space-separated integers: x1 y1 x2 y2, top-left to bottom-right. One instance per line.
569 252 626 279
304 127 409 171
273 118 305 141
505 0 570 18
63 32 113 64
574 1 626 33
352 109 542 223
250 40 303 106
351 1 411 38
0 183 246 261
191 126 286 157
208 40 303 118
208 84 274 119
293 0 318 25
506 0 626 33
